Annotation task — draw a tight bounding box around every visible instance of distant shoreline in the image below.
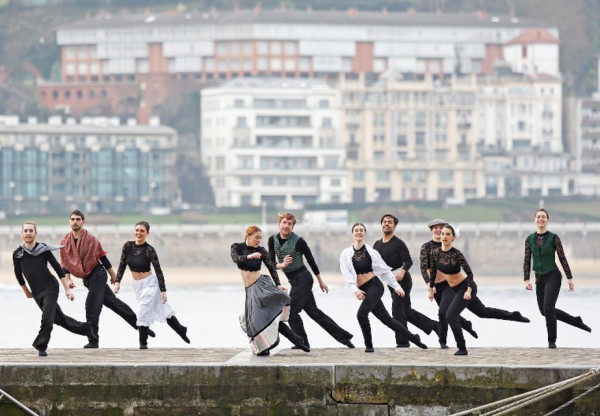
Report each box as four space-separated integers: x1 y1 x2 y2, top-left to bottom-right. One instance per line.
2 267 597 288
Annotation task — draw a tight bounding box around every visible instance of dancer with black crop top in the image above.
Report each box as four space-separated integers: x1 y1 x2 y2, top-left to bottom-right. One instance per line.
340 223 427 352
13 221 93 356
420 219 477 348
114 221 190 349
429 224 529 356
523 209 591 349
231 225 309 356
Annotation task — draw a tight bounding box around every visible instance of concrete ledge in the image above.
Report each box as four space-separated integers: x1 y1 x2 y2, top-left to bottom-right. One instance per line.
1 348 599 415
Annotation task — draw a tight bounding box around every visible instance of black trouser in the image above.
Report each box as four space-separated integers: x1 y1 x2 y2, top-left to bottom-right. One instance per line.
443 280 523 349
287 269 353 347
535 269 580 343
388 272 437 345
357 277 417 348
83 265 138 338
434 281 472 345
32 284 88 351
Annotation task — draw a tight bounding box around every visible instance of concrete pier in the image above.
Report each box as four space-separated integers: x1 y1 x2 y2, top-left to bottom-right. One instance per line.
1 347 599 415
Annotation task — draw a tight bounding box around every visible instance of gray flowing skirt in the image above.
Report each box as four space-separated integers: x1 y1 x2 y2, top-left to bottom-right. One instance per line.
239 274 290 354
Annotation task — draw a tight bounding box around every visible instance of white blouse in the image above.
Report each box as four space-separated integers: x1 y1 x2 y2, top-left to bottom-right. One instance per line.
339 243 401 294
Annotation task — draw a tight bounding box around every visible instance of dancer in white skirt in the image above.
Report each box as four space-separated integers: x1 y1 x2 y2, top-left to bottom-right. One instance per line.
114 221 190 349
231 225 309 356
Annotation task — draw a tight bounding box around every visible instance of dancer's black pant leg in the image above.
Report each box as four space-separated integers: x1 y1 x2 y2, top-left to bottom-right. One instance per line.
32 286 59 351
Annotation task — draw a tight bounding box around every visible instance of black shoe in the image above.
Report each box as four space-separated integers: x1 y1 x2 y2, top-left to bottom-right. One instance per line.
396 342 410 348
513 312 530 323
548 342 557 349
83 342 99 349
463 321 478 339
139 344 148 350
454 348 468 356
291 342 310 351
257 350 270 356
147 328 156 338
412 335 428 350
440 343 449 350
575 317 591 333
342 339 355 348
38 350 47 357
365 347 374 353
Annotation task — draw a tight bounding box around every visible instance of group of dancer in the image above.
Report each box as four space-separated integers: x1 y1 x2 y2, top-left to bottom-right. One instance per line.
14 208 591 357
13 210 190 356
233 209 591 356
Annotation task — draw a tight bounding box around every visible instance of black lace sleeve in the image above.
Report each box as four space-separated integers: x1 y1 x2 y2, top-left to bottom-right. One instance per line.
457 250 474 287
115 242 129 283
554 235 573 280
429 251 437 288
147 244 166 292
523 237 532 281
260 246 281 286
419 243 431 284
230 243 247 264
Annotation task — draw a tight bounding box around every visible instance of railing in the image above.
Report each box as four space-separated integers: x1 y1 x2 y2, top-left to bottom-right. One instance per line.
0 387 39 416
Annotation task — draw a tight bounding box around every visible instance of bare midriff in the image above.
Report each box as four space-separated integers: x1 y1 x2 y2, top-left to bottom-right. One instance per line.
434 270 467 288
131 271 152 281
239 270 261 288
357 271 375 288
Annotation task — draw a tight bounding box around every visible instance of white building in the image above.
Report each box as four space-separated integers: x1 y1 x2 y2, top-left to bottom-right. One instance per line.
201 78 348 207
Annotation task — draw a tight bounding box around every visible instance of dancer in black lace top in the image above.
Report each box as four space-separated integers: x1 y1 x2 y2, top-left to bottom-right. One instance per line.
420 219 477 349
231 225 309 356
114 221 190 349
429 224 529 356
523 209 591 348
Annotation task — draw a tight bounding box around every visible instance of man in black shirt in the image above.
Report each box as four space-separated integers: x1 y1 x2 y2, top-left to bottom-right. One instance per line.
268 212 354 349
13 221 92 356
373 214 438 347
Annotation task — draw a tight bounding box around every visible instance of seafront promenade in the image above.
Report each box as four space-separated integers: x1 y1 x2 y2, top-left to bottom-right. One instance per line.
1 347 599 415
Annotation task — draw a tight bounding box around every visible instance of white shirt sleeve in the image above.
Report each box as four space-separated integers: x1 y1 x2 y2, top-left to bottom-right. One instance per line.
366 245 401 291
339 247 360 294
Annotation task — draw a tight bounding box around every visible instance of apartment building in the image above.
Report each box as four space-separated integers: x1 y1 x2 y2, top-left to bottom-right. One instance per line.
40 8 558 121
201 78 348 207
339 73 484 203
0 116 178 214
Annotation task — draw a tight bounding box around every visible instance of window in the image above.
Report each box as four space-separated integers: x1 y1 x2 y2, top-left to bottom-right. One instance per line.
397 134 407 146
263 177 272 185
439 170 453 182
374 151 384 161
415 132 425 146
236 117 247 127
353 170 364 181
330 178 341 186
322 117 332 128
240 177 251 186
377 170 390 182
319 99 329 109
234 99 244 108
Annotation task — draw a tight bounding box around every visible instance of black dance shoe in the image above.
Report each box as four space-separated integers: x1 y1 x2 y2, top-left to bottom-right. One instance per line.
83 342 99 349
463 321 478 339
257 350 270 356
512 311 530 323
364 347 374 353
548 342 557 349
575 317 591 332
396 342 410 348
342 339 355 348
454 348 468 356
439 343 449 350
38 350 48 357
411 335 428 350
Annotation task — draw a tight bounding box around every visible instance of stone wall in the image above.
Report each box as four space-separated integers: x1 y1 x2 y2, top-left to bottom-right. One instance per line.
1 223 599 276
0 363 597 415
